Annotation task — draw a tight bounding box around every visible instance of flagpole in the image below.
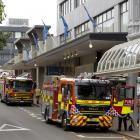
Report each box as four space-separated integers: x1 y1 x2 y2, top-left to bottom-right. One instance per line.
82 4 101 33
41 19 57 48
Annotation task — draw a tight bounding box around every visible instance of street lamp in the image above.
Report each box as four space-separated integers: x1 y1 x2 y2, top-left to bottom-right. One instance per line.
34 63 37 67
89 41 93 48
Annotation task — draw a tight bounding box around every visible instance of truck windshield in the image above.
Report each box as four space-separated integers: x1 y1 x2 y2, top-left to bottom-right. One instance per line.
76 84 111 100
13 80 33 92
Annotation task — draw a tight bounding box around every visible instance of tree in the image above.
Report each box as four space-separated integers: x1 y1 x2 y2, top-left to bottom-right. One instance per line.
0 0 9 50
0 32 11 50
0 0 6 23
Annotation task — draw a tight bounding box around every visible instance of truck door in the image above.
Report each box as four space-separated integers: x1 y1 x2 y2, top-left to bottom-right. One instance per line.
114 85 135 115
67 83 73 110
52 88 58 119
61 84 68 109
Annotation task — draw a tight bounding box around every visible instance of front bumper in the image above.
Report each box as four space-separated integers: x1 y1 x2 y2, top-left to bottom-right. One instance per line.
7 97 33 104
69 115 112 128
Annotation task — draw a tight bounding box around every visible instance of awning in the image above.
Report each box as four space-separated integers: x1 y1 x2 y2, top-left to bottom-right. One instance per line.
96 38 140 75
2 33 127 70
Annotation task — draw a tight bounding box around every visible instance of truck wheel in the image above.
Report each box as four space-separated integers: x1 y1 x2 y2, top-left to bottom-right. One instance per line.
62 114 69 131
44 108 51 124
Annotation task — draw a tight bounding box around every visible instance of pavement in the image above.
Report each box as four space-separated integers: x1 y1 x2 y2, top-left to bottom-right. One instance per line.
111 118 140 140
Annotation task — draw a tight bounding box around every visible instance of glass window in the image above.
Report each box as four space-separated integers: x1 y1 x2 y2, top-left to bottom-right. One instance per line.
121 1 129 32
97 24 103 32
96 17 99 24
76 83 111 100
68 0 72 12
60 0 72 16
80 0 86 5
121 2 127 13
99 15 102 24
121 12 128 32
75 21 89 38
112 9 114 17
95 8 114 33
68 84 72 98
107 11 111 19
61 84 68 102
103 19 114 32
15 32 21 38
60 30 71 44
103 13 107 22
75 0 79 8
74 0 86 8
82 24 84 32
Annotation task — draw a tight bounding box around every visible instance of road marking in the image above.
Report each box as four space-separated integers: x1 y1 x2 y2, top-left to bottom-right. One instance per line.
37 117 42 120
26 110 31 113
76 135 124 139
35 114 42 116
31 115 37 118
41 120 46 122
18 107 44 121
0 124 30 132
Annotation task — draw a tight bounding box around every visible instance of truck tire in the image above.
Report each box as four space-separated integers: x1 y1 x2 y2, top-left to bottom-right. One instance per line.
44 108 51 124
62 113 69 131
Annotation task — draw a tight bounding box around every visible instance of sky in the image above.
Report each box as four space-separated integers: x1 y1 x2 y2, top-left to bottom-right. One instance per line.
2 0 57 34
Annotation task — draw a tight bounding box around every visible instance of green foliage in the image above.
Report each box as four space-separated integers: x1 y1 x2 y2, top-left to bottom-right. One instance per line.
0 32 11 49
0 0 7 49
0 0 6 23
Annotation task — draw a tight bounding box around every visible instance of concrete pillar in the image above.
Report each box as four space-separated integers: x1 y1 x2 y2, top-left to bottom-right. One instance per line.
44 66 47 76
36 66 39 88
114 4 121 32
128 0 140 40
39 67 45 88
31 68 36 81
127 73 138 122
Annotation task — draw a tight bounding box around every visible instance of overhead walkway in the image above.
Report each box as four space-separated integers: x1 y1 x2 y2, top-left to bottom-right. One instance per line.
96 38 140 76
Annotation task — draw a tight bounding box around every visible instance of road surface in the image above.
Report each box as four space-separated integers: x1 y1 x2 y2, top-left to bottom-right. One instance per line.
0 102 134 140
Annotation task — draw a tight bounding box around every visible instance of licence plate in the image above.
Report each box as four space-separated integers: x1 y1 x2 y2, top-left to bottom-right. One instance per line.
20 101 24 103
90 118 98 122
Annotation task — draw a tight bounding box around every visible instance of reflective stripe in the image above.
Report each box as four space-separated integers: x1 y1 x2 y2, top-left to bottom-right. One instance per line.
121 106 133 114
70 115 87 127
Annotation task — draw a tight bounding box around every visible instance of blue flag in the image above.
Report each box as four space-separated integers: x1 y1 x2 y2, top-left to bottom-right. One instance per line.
42 20 49 43
83 5 96 28
32 33 39 50
61 16 69 39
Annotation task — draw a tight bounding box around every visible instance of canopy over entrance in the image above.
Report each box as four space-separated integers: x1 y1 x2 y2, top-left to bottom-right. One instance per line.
96 38 140 76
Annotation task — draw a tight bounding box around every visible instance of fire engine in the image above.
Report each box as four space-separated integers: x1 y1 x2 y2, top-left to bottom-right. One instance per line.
0 75 34 105
41 76 113 130
41 75 135 131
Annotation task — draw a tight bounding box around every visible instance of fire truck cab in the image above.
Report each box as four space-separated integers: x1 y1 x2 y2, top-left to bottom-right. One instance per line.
0 75 34 105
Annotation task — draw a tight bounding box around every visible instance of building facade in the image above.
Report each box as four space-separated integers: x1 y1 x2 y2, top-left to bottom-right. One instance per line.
2 1 129 78
0 18 29 65
56 0 128 75
57 0 128 43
